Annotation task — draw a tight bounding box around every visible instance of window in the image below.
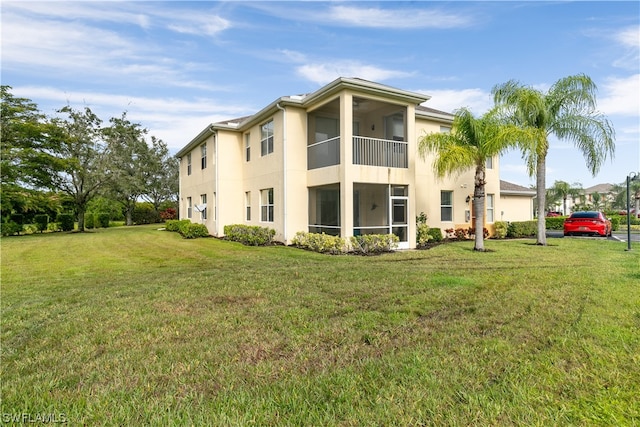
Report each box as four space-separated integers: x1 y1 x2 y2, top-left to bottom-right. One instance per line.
485 156 493 169
440 126 451 133
245 133 250 162
245 191 251 221
187 153 192 175
261 120 274 156
187 197 192 219
441 191 453 222
200 194 207 220
487 193 495 222
201 144 207 169
260 188 274 222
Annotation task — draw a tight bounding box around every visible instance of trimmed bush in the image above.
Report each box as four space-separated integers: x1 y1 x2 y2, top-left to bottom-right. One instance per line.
179 222 209 239
427 227 443 242
223 224 275 246
132 203 161 224
34 214 49 233
507 220 537 238
493 221 508 239
350 234 399 255
416 223 431 248
57 213 75 232
292 231 347 254
85 213 95 229
97 213 110 228
165 219 190 232
1 222 23 236
545 216 566 230
10 214 24 225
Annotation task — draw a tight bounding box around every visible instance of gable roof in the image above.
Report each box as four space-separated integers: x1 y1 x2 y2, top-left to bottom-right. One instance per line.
584 183 614 194
500 180 536 196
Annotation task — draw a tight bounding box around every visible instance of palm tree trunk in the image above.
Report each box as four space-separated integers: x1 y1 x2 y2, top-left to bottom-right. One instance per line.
536 156 547 245
473 168 485 251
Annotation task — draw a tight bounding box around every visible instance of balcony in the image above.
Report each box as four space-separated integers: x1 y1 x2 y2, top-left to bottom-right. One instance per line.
353 136 407 168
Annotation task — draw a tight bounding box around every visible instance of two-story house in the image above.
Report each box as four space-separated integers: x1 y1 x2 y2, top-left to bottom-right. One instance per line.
176 77 510 249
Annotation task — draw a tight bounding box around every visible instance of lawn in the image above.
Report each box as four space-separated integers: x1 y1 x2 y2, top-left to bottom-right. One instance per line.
1 225 639 426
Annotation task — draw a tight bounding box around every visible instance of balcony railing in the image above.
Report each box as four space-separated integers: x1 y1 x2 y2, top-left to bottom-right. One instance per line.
308 136 340 170
307 136 409 170
353 136 408 168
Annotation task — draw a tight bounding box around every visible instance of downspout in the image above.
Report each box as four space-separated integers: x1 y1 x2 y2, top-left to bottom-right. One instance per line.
276 103 287 243
209 125 219 237
177 156 182 219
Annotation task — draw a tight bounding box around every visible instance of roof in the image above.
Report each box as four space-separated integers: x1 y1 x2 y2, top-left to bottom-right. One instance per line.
584 183 614 194
500 180 536 196
176 77 453 158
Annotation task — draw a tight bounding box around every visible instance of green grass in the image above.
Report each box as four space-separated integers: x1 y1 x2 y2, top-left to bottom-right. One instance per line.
2 225 639 425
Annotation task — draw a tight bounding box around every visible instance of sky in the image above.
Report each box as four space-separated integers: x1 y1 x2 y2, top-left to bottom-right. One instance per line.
2 1 639 189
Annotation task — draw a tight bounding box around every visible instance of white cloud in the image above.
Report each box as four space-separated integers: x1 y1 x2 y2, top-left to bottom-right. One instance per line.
598 74 640 117
327 5 474 29
297 62 413 85
612 26 640 70
417 88 493 115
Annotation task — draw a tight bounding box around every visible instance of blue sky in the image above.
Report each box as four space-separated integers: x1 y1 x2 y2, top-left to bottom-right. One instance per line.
2 1 639 188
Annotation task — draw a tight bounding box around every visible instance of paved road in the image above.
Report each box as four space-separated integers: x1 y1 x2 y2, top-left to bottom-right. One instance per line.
547 230 640 243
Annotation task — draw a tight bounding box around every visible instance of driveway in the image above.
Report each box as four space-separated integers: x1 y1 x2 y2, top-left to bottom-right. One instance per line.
547 230 640 243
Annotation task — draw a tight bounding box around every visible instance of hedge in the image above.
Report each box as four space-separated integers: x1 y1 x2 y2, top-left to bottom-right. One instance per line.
507 220 537 238
57 213 75 231
179 222 210 239
223 224 275 246
292 231 347 254
34 214 49 233
350 234 399 255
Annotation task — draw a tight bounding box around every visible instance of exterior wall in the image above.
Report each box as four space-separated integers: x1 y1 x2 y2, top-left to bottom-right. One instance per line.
179 134 216 230
499 195 534 222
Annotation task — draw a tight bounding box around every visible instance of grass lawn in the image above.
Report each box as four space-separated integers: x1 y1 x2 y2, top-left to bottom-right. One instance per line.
1 225 639 425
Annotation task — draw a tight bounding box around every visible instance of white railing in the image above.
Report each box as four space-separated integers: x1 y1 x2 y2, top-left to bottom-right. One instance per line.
353 136 408 168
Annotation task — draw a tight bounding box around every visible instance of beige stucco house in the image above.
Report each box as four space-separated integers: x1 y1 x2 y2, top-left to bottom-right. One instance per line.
176 77 531 249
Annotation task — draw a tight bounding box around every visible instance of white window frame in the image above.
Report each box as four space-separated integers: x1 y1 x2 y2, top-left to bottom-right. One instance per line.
260 188 274 222
441 191 453 222
485 156 493 169
245 133 251 162
486 193 495 223
200 194 207 220
201 144 207 169
187 197 192 219
187 153 192 175
261 120 274 156
245 191 251 221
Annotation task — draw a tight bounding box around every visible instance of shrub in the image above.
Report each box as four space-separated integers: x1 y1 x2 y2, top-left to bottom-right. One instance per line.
34 214 49 233
1 222 23 236
493 221 508 239
445 227 469 241
416 212 431 248
160 208 177 221
179 222 210 239
10 214 24 225
97 212 110 228
350 234 399 255
468 227 490 239
132 203 161 224
507 220 537 238
165 219 190 232
223 224 275 246
292 231 347 254
57 213 75 231
545 216 566 230
427 227 443 242
85 213 95 229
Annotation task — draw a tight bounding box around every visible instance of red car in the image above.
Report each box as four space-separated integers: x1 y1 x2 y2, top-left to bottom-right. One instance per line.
563 211 612 237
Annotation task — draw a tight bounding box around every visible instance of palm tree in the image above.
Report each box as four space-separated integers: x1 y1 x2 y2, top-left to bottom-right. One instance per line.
492 74 615 245
548 180 583 215
418 107 536 251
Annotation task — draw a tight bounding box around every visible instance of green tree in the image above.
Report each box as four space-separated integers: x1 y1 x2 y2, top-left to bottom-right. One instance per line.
418 107 537 251
49 106 111 231
0 86 58 217
492 74 615 245
141 137 179 215
102 113 150 226
547 180 583 215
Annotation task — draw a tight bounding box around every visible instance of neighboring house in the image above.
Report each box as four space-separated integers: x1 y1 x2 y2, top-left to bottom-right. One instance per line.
499 180 536 222
176 77 527 249
550 183 616 214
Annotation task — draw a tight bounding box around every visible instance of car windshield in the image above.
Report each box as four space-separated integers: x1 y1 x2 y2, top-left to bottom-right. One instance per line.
571 212 599 219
